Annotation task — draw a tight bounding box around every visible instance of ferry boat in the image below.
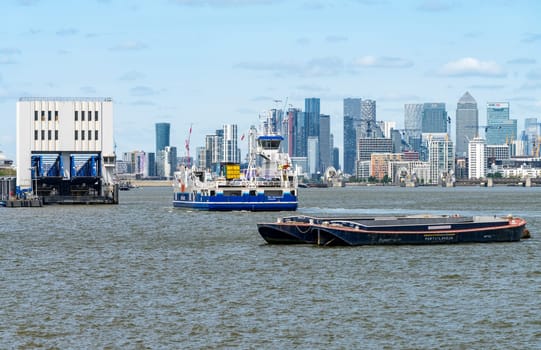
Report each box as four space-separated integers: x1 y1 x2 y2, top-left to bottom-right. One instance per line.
257 214 528 246
172 112 298 211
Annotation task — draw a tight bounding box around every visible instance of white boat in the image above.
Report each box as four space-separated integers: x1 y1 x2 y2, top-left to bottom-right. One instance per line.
172 111 298 211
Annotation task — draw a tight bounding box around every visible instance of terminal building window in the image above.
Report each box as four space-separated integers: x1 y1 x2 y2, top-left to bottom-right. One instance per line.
55 111 58 121
75 111 78 121
88 111 92 121
34 111 38 121
95 111 99 121
48 111 51 121
55 130 58 140
41 130 45 140
75 130 78 140
95 130 99 140
34 130 38 140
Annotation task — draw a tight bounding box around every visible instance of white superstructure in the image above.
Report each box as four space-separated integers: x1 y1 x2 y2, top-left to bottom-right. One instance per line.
16 97 116 194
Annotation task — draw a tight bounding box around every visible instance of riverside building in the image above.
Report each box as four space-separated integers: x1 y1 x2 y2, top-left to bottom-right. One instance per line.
16 97 117 203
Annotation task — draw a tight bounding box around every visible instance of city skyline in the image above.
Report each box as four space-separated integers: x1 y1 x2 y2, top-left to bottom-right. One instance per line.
1 0 540 161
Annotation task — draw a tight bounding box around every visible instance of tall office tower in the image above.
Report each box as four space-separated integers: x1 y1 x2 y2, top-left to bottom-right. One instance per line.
343 98 362 175
147 152 155 177
307 136 319 177
305 98 320 171
486 103 517 145
455 92 479 158
305 98 320 139
360 99 376 138
332 147 340 170
422 103 448 133
319 114 331 173
155 122 170 154
285 108 297 157
293 111 307 157
524 118 539 156
427 135 454 185
468 137 486 179
205 134 222 173
222 124 238 163
404 103 423 151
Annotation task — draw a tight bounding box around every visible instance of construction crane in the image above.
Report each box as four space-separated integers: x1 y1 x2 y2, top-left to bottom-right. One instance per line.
185 124 192 167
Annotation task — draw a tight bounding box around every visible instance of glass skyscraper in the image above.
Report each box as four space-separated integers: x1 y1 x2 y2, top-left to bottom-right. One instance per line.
486 102 517 146
455 92 478 158
404 104 423 151
422 103 448 134
319 114 331 173
155 122 170 154
343 98 362 175
360 99 376 138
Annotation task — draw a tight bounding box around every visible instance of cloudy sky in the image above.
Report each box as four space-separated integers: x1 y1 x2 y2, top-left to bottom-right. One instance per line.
1 0 540 161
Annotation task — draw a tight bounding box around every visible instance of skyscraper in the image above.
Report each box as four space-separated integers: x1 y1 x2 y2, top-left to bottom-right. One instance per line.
422 103 448 134
524 118 539 156
305 98 320 175
319 114 331 173
486 102 516 145
468 137 486 179
455 92 479 157
305 98 320 139
360 99 376 137
343 98 362 175
222 124 239 163
155 122 170 154
404 104 423 151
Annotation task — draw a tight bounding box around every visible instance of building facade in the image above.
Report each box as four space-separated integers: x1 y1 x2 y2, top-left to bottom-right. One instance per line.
468 137 486 179
422 103 448 134
486 102 517 145
343 98 362 175
155 122 170 154
455 92 479 158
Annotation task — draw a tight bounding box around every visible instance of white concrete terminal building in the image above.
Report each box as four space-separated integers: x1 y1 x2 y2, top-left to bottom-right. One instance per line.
16 97 117 203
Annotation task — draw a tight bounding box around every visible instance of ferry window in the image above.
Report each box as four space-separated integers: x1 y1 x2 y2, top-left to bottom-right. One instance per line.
95 111 98 121
75 111 78 121
34 111 38 121
55 111 58 121
55 130 58 140
88 111 92 121
81 130 85 140
95 130 99 140
48 111 51 121
88 130 92 140
48 130 51 140
34 130 38 140
41 130 45 140
81 111 85 121
74 130 78 140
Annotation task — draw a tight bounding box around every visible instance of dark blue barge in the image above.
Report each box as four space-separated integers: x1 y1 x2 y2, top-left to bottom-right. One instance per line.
257 214 528 246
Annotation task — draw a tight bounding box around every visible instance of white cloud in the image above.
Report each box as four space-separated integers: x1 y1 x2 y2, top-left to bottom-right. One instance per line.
440 57 505 77
354 56 413 68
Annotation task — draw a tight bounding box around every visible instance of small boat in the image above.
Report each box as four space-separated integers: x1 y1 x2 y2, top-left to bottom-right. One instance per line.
172 111 298 211
257 214 527 246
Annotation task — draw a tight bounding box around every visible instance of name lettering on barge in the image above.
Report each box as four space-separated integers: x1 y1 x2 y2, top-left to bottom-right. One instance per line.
424 233 455 241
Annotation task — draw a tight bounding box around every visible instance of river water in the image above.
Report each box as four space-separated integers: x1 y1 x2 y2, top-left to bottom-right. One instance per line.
1 186 540 349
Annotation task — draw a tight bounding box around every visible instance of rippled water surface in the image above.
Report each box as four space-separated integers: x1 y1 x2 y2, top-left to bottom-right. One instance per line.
1 186 541 349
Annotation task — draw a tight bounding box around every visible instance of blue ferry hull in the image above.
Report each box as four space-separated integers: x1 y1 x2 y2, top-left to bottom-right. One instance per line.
173 192 297 211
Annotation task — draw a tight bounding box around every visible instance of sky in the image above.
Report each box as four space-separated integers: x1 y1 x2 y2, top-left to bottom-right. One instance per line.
1 0 540 163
